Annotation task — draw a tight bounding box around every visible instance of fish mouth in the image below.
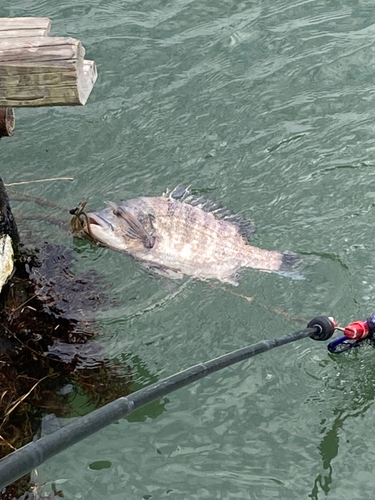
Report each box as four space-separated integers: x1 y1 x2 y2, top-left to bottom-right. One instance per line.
83 213 114 243
83 211 127 251
85 212 113 230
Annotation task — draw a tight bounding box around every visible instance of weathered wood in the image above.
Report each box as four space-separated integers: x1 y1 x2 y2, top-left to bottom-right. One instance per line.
80 60 97 104
0 18 97 106
0 17 51 37
0 36 97 106
0 107 14 136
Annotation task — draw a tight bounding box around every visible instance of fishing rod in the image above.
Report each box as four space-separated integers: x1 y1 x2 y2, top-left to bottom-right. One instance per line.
0 316 336 490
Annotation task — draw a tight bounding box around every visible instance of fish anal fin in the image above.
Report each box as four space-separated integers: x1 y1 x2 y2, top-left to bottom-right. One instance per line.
144 262 184 280
221 270 241 286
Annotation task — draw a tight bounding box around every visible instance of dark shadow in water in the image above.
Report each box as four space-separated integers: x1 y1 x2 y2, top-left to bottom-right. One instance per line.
297 250 350 273
0 241 165 499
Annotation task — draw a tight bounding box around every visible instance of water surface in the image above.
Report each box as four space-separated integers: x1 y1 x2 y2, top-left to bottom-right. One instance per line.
2 0 375 498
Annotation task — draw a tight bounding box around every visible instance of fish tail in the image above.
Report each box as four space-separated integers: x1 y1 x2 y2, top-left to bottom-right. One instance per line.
280 251 299 271
278 251 306 280
243 247 304 279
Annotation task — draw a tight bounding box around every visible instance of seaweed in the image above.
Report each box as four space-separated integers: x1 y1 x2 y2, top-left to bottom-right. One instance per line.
0 243 133 499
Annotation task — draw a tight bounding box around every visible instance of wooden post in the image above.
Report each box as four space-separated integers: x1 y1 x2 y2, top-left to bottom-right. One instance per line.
0 177 19 245
0 107 14 137
0 177 18 292
0 18 97 106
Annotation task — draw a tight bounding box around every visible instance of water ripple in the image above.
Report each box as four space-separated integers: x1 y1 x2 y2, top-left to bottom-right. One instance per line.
4 0 375 498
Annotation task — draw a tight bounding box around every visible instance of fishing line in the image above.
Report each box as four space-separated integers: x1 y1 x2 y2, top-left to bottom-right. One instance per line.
0 317 335 490
210 283 308 324
5 177 74 187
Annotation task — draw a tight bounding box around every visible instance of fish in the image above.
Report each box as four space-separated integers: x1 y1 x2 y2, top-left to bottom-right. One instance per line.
81 187 297 286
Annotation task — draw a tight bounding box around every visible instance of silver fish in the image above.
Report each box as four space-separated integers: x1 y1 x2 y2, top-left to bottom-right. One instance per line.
82 188 295 286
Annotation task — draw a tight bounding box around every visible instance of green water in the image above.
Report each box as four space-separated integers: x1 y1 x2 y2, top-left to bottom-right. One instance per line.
3 0 375 498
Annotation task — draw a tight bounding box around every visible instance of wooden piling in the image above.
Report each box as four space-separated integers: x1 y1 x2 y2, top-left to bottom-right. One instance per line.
0 107 14 137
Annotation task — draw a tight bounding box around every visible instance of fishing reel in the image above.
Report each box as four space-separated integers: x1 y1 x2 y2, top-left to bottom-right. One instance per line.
326 316 375 354
304 314 375 353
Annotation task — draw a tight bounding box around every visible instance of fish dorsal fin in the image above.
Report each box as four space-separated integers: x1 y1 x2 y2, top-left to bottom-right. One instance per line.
107 202 155 249
167 186 257 239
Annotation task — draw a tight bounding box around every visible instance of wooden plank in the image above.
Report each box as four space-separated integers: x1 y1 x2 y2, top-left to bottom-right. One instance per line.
0 17 51 37
0 36 84 64
0 17 51 29
0 37 97 106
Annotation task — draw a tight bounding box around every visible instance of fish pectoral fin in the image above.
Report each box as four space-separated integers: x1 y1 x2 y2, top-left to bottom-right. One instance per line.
107 202 155 249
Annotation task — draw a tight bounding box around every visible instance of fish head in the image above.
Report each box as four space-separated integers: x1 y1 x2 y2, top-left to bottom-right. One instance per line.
84 205 152 254
84 208 127 250
83 208 130 251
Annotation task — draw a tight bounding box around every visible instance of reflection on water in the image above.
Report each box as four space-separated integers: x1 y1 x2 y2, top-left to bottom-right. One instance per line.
310 353 375 499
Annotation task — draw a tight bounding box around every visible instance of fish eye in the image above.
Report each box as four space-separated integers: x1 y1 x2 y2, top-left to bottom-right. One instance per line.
111 206 122 217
